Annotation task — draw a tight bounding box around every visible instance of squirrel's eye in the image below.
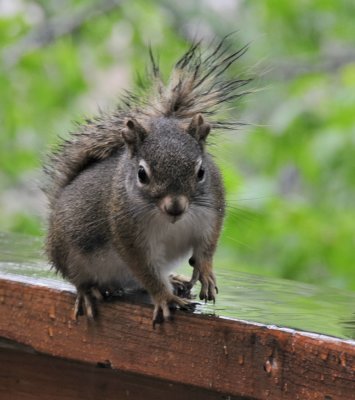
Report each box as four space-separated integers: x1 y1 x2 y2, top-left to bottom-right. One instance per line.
197 167 205 182
138 166 149 184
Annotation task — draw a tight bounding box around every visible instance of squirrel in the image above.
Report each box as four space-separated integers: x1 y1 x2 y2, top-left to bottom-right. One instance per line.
43 37 250 326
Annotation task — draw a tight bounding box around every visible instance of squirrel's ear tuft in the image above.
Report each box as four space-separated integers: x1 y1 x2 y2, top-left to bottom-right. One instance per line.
187 114 211 146
122 119 147 155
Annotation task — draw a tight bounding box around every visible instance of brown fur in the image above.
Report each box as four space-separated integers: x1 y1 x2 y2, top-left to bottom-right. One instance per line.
43 37 250 325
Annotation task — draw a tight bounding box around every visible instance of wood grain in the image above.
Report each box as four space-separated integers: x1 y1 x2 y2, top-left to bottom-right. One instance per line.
0 275 354 400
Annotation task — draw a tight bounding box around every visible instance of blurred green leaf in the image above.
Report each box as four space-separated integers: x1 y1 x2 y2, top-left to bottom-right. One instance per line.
1 0 355 291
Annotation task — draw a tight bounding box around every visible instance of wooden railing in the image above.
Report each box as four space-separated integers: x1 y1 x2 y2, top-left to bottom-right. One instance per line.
0 233 354 400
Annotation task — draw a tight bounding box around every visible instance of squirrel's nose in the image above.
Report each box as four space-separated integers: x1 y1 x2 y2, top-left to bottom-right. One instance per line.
160 195 188 219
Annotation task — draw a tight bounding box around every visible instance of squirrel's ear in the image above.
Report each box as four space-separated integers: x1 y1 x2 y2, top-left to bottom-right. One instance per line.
187 114 211 146
122 119 147 155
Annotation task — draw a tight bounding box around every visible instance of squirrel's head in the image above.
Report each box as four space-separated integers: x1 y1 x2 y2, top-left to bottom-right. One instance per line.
122 115 212 223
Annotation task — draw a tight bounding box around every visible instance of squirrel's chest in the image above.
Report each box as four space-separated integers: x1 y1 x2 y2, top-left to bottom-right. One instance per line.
141 209 215 271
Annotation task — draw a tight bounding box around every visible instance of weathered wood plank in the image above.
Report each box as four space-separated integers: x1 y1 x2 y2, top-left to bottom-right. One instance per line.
1 231 354 341
0 274 354 400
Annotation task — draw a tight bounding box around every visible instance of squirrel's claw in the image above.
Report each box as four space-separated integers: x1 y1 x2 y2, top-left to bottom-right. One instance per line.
152 301 171 328
199 273 218 303
152 294 195 328
73 287 103 320
73 292 94 320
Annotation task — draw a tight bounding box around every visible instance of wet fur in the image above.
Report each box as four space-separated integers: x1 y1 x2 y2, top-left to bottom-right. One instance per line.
44 37 250 322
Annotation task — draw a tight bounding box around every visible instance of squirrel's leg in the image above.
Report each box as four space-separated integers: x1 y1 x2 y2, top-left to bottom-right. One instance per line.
189 217 222 302
189 240 219 303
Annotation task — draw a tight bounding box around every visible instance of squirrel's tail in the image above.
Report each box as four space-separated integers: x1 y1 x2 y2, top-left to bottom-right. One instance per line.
42 113 127 206
144 35 252 129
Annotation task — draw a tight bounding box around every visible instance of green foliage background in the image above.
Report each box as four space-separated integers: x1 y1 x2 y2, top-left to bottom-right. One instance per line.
1 0 354 290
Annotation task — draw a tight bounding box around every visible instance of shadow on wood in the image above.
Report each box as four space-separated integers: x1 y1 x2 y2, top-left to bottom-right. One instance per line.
1 341 247 400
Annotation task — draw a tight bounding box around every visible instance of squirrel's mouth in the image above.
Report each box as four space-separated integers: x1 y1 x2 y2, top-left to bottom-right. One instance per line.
168 214 184 224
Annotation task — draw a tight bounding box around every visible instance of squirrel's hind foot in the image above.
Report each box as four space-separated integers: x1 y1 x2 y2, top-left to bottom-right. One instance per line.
169 273 195 299
73 287 103 320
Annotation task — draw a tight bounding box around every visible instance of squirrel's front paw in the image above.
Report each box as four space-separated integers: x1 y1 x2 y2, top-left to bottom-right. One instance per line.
199 270 218 303
152 294 195 328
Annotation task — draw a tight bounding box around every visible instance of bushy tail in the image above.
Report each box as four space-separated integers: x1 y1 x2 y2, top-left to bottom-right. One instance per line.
144 36 252 128
43 113 128 206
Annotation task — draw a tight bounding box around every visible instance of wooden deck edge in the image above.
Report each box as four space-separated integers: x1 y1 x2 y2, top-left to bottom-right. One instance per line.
0 275 354 400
